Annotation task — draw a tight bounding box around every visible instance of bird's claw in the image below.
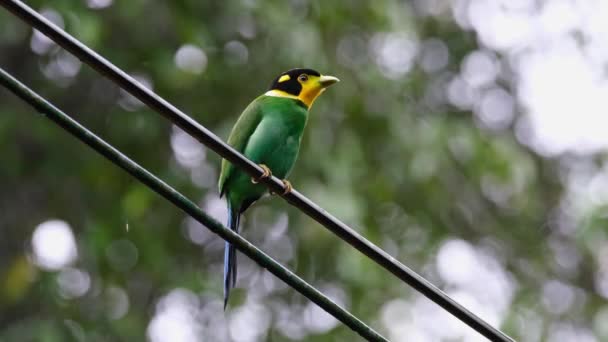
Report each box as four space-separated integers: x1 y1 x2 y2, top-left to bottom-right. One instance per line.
251 164 272 184
280 179 293 196
271 179 292 196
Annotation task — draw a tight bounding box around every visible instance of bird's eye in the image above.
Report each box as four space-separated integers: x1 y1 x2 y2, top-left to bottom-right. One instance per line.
298 74 308 82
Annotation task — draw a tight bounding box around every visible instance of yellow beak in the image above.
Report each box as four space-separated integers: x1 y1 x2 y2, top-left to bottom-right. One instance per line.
319 75 340 87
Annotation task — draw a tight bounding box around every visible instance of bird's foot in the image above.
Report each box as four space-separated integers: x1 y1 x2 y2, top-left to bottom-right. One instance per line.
280 179 293 196
251 164 272 184
271 179 293 196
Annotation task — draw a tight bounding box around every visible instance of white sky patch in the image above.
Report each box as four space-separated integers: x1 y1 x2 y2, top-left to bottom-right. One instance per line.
541 280 576 315
228 302 271 342
31 219 78 271
382 238 515 341
302 284 345 334
30 8 63 55
461 50 499 88
171 125 206 169
371 32 418 79
435 239 514 340
516 40 608 155
452 0 608 155
147 289 203 342
381 299 434 342
476 86 515 130
560 159 608 231
118 73 152 111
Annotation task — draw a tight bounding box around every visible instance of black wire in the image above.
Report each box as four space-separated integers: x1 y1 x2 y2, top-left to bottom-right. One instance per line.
0 66 388 342
0 1 515 341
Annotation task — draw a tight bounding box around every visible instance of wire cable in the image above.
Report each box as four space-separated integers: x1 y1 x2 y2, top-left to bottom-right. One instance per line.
0 66 388 342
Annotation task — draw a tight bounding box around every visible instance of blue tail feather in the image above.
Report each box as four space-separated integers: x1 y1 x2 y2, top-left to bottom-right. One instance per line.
223 202 240 310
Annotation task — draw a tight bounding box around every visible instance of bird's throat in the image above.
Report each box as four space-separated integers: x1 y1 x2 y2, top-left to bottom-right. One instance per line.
265 89 321 108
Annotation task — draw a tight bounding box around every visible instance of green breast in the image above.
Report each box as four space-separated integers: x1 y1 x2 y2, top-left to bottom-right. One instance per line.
254 95 309 175
220 95 309 208
257 95 309 136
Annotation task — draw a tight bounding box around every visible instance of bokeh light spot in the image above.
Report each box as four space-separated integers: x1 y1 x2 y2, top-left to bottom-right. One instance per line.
57 268 91 299
147 289 202 342
174 44 208 75
31 219 78 271
86 0 113 10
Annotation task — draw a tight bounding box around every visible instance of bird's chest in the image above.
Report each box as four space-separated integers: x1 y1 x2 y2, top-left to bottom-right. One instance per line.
267 110 306 145
270 118 303 148
271 134 299 157
259 114 306 176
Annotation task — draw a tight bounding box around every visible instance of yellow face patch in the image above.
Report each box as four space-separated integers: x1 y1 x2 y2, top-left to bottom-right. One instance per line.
278 74 291 83
297 75 324 107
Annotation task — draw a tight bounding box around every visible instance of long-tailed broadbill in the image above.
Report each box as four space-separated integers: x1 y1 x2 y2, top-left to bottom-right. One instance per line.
218 68 339 308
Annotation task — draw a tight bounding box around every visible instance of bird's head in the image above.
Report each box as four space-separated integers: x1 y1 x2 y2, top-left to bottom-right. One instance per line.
267 68 339 108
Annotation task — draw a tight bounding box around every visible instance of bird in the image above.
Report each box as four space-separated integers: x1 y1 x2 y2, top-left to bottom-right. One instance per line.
218 68 339 308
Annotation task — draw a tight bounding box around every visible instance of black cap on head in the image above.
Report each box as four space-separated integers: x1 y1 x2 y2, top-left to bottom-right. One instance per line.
268 68 321 96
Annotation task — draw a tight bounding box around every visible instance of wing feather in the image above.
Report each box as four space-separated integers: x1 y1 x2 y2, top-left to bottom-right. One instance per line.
218 97 264 196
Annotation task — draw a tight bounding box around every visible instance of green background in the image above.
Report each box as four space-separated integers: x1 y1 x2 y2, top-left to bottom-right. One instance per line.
0 1 605 341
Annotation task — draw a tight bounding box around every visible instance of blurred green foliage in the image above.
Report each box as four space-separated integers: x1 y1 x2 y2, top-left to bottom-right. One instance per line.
0 1 604 341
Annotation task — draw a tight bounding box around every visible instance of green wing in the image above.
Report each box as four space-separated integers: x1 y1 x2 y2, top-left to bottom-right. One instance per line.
218 97 264 196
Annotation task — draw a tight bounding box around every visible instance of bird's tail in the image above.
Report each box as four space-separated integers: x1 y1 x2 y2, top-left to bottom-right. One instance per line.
223 202 240 310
